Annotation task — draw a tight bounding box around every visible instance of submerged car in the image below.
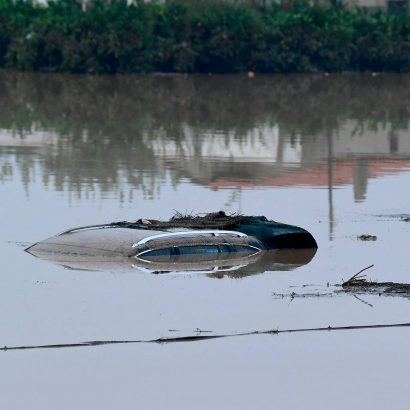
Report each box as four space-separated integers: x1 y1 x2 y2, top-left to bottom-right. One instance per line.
25 212 317 276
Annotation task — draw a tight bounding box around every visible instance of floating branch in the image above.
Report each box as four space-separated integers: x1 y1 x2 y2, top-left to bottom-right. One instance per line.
342 264 375 287
2 322 410 352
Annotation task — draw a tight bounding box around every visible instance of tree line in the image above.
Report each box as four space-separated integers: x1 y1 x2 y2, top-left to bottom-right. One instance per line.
0 0 410 73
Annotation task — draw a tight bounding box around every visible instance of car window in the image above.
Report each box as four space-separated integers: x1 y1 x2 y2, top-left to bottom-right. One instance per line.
178 246 219 255
142 248 173 257
140 244 256 258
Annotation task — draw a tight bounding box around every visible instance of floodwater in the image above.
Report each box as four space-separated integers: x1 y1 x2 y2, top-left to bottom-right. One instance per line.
1 71 410 409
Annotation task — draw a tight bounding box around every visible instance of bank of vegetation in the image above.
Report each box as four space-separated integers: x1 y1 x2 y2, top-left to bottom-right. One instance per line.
0 0 410 73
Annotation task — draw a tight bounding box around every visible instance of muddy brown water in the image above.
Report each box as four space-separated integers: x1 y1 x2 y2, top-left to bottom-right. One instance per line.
1 71 410 410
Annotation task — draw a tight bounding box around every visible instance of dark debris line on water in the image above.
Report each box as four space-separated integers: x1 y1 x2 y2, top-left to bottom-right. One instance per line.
2 322 410 352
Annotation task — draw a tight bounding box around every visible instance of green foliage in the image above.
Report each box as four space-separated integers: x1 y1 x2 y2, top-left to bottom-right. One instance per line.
0 0 409 73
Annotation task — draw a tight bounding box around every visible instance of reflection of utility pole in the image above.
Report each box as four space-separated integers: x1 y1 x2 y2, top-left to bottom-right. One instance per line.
389 128 399 153
276 130 284 166
327 133 334 241
353 160 368 202
225 188 242 214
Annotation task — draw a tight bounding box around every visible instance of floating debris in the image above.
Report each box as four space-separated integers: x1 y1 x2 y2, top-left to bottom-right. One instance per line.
357 234 377 241
342 264 374 286
272 289 335 300
343 278 410 295
272 265 410 300
341 265 410 295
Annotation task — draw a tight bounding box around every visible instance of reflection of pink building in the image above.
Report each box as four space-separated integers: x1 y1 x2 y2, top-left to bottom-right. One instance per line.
209 159 410 191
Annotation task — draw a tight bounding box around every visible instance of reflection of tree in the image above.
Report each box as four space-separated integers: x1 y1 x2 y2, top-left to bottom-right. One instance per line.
0 72 409 198
0 159 13 183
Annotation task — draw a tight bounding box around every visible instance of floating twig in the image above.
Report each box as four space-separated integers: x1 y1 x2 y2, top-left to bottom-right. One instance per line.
343 264 374 286
352 294 374 308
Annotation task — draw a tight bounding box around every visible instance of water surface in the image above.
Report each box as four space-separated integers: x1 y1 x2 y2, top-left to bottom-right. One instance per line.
1 72 410 409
